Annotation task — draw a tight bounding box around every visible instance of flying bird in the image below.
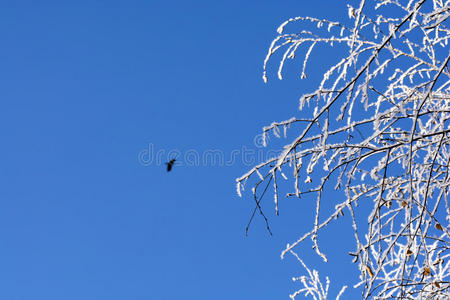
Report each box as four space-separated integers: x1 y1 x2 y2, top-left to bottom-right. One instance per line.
165 159 176 172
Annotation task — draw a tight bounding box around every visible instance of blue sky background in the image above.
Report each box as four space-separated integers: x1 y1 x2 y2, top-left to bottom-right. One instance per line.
0 1 371 299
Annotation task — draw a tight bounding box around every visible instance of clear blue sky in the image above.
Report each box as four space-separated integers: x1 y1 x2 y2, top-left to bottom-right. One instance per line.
1 1 364 299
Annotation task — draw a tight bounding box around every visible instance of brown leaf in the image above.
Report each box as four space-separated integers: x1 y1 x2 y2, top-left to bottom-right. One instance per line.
406 249 413 256
435 223 443 231
401 201 408 208
366 266 374 278
434 281 440 288
423 267 432 276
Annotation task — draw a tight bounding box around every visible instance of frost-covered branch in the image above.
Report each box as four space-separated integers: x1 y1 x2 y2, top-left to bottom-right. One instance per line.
237 0 450 298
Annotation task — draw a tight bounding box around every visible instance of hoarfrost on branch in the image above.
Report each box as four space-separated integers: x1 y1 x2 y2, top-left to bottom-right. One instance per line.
237 0 450 298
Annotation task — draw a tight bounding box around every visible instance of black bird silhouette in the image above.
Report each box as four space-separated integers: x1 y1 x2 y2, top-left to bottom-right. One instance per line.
165 159 176 172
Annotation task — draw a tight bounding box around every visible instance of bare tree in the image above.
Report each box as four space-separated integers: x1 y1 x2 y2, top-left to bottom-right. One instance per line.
237 0 450 298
